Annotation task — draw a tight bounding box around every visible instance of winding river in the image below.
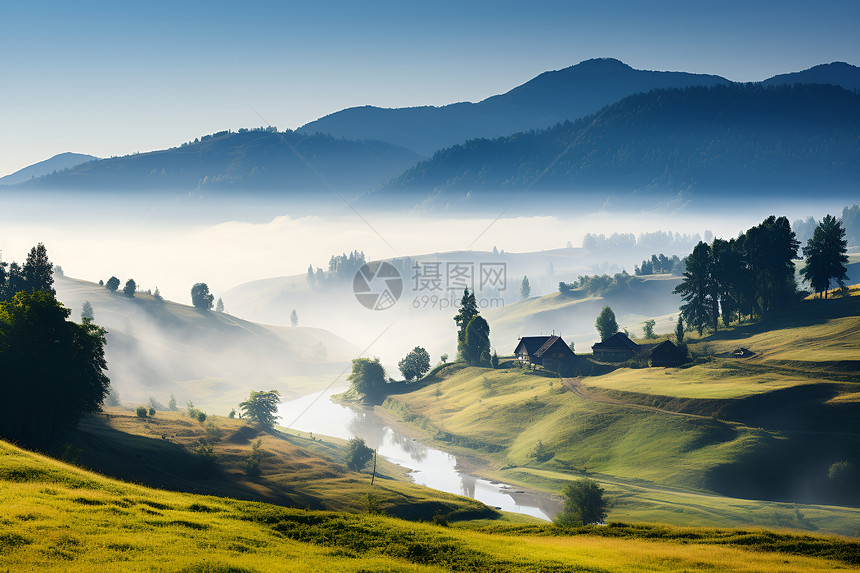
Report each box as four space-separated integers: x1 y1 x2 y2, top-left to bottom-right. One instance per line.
278 388 560 521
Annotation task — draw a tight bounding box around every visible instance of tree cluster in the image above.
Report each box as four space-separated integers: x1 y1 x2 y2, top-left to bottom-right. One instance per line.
673 216 800 334
558 271 642 298
0 243 55 302
454 289 490 366
307 250 366 286
347 357 387 399
0 290 109 448
634 253 682 276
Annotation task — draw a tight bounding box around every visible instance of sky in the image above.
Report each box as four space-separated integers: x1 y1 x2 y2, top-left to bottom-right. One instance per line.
1 0 858 177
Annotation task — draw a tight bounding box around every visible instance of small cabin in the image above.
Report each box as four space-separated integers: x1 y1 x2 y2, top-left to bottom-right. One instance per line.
514 335 576 375
731 347 756 358
591 332 640 362
649 340 686 367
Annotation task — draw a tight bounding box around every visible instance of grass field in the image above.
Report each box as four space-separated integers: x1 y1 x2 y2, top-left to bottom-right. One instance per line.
2 439 858 572
381 292 860 536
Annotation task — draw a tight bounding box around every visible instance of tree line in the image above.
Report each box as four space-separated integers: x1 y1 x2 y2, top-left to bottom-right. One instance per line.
673 214 849 334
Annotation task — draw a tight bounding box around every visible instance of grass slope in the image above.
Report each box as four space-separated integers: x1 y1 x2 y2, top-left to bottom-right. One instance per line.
381 293 860 535
2 439 857 572
54 408 496 523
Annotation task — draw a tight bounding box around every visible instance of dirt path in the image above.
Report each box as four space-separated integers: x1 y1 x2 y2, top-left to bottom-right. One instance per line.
560 377 714 420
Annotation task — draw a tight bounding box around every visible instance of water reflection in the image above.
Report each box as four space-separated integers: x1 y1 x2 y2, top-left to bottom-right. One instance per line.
278 387 556 521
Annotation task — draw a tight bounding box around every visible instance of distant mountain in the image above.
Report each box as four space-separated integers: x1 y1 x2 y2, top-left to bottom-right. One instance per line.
15 129 419 193
0 152 97 185
762 61 860 92
299 58 732 155
380 83 860 197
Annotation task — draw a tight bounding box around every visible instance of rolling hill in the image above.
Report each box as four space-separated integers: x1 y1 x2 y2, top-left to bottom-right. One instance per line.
381 83 860 198
54 275 359 413
379 288 860 535
2 436 858 571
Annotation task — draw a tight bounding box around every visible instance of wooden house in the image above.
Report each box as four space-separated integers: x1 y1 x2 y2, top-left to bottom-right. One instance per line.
591 332 639 362
514 335 576 374
649 339 686 367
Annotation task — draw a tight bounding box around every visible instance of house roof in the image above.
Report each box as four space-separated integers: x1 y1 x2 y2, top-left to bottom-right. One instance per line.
535 335 574 358
650 339 683 356
515 335 575 359
592 332 640 351
515 336 552 357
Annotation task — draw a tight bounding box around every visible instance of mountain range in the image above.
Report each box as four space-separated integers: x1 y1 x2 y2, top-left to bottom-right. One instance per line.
380 82 860 197
3 58 859 197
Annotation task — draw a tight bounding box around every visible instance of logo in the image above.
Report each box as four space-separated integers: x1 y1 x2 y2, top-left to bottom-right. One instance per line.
353 261 403 310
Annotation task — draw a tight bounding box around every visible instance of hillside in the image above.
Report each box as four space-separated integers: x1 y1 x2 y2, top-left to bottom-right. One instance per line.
54 275 359 412
379 291 860 535
2 438 858 572
382 83 860 198
762 61 860 92
299 58 731 156
0 152 98 185
14 129 419 193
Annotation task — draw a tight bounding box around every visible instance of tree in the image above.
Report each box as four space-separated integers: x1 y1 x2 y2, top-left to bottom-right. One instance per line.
290 309 298 327
136 405 148 418
454 289 478 361
520 276 531 300
153 287 164 302
347 357 387 398
398 346 431 381
675 316 685 345
595 306 618 341
673 241 717 334
215 297 224 312
801 215 849 298
464 315 491 366
123 278 136 297
22 243 55 294
168 392 178 411
642 319 656 339
191 283 214 310
555 478 608 526
490 350 499 368
81 301 94 323
0 290 109 448
106 276 120 292
239 390 281 430
345 437 373 471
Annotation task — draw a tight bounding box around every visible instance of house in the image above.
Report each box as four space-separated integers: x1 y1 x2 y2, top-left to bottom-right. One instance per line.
514 335 576 374
649 340 686 367
591 332 640 362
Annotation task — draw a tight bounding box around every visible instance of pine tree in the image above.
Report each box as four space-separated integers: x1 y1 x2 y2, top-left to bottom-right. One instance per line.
290 309 298 327
520 276 531 300
801 215 849 298
81 301 94 323
123 278 136 297
454 289 478 360
215 297 225 313
22 243 55 294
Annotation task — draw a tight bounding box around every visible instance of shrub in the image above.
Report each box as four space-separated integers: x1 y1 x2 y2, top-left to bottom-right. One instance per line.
555 478 608 526
136 406 148 418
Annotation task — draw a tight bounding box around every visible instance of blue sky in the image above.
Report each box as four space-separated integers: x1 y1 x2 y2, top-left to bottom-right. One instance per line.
1 0 858 176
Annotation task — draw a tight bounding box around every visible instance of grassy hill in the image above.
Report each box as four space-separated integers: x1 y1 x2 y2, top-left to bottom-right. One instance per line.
50 407 497 523
2 437 858 572
55 275 359 412
379 290 860 536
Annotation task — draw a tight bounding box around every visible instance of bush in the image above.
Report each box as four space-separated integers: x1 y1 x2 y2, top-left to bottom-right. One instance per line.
136 406 148 418
555 478 608 526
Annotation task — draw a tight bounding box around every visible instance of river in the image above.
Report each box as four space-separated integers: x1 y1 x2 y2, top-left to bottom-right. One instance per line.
278 387 560 521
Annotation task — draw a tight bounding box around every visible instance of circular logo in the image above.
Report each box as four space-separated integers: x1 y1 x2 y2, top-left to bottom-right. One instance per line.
353 261 403 311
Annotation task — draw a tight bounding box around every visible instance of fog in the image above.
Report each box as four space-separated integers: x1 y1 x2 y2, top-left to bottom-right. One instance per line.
2 190 854 404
